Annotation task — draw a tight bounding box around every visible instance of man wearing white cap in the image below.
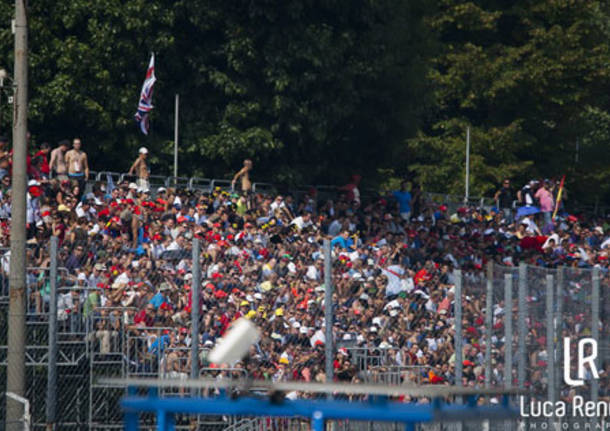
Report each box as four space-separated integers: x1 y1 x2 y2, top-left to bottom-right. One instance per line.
128 147 150 192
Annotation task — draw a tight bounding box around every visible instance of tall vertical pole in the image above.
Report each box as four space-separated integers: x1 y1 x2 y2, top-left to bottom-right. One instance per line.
454 269 463 388
323 239 333 384
191 238 200 380
46 237 58 430
545 275 555 412
173 94 179 178
517 263 527 391
556 267 564 399
504 274 513 431
464 126 470 204
484 262 493 389
504 274 512 390
6 0 28 429
591 268 600 405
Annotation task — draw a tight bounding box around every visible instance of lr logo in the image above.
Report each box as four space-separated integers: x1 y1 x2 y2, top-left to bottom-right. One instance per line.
563 337 599 386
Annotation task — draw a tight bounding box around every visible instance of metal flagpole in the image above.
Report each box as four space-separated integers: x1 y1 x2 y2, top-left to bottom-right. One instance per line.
464 126 470 204
6 0 28 429
174 94 179 178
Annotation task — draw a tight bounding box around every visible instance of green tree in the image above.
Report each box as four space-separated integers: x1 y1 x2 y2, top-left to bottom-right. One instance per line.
0 0 434 186
406 0 610 205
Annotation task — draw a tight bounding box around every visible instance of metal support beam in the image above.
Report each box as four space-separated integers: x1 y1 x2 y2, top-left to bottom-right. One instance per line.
323 239 334 385
517 263 526 391
120 395 519 424
312 411 325 431
190 238 200 381
485 262 493 389
504 274 512 390
454 269 463 388
46 236 58 430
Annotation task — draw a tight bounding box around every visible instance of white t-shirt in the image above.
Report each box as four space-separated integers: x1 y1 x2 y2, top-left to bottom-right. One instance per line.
382 265 406 296
290 216 313 231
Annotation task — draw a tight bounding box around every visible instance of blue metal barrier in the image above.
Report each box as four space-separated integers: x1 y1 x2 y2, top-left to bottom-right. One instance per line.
117 385 519 431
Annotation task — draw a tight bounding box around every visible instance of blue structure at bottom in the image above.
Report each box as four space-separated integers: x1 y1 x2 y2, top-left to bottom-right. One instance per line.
121 387 519 431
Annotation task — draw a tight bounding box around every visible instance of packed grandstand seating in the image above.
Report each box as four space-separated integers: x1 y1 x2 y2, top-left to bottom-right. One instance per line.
0 150 609 418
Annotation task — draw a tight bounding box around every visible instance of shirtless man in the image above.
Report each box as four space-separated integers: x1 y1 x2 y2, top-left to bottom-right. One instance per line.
231 159 253 208
49 139 70 181
128 147 150 192
65 138 89 194
231 159 253 193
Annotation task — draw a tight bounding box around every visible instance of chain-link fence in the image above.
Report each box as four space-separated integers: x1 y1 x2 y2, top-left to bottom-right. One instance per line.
1 234 609 430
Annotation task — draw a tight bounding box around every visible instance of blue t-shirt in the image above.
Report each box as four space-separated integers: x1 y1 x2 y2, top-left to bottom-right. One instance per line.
393 191 412 214
148 334 170 355
331 236 354 251
149 292 166 309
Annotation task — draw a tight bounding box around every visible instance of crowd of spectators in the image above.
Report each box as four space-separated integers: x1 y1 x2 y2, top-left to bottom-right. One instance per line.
0 139 609 403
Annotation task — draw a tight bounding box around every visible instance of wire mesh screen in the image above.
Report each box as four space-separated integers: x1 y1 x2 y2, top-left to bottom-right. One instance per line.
0 173 607 431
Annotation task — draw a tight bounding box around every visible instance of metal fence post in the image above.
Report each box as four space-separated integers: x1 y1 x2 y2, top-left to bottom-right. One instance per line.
556 267 564 400
504 274 512 390
454 269 463 388
46 236 58 430
591 267 600 405
517 263 526 391
484 263 493 389
545 275 555 413
191 238 201 380
504 273 513 431
323 239 334 385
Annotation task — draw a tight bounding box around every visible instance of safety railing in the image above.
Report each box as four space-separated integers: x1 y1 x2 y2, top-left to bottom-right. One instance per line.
95 171 122 184
159 347 190 381
55 286 104 337
251 182 275 194
165 176 190 189
199 366 248 380
124 327 177 378
366 365 434 386
188 177 213 193
20 267 69 317
345 347 392 371
83 171 606 219
210 179 233 192
88 307 135 358
423 192 494 210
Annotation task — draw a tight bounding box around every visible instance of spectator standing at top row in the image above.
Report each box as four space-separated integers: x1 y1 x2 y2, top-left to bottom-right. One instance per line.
49 140 69 180
393 181 412 221
232 158 253 194
494 178 515 223
128 147 150 192
65 138 89 194
535 180 554 227
232 158 253 208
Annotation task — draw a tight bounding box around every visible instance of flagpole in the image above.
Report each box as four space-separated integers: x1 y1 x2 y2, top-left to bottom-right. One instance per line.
174 93 179 178
464 126 470 204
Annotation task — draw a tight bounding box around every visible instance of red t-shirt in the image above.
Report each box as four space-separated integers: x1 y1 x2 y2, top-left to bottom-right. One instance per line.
34 150 50 175
134 310 154 326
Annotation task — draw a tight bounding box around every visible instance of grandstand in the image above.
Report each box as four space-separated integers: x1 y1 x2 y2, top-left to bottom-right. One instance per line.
0 170 608 430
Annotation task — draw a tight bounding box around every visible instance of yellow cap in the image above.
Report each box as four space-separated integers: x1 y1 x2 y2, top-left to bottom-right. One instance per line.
240 300 249 307
275 308 284 317
245 310 257 319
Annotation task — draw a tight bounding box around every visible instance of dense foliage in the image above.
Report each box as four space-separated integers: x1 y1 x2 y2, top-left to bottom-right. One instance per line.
0 0 608 205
